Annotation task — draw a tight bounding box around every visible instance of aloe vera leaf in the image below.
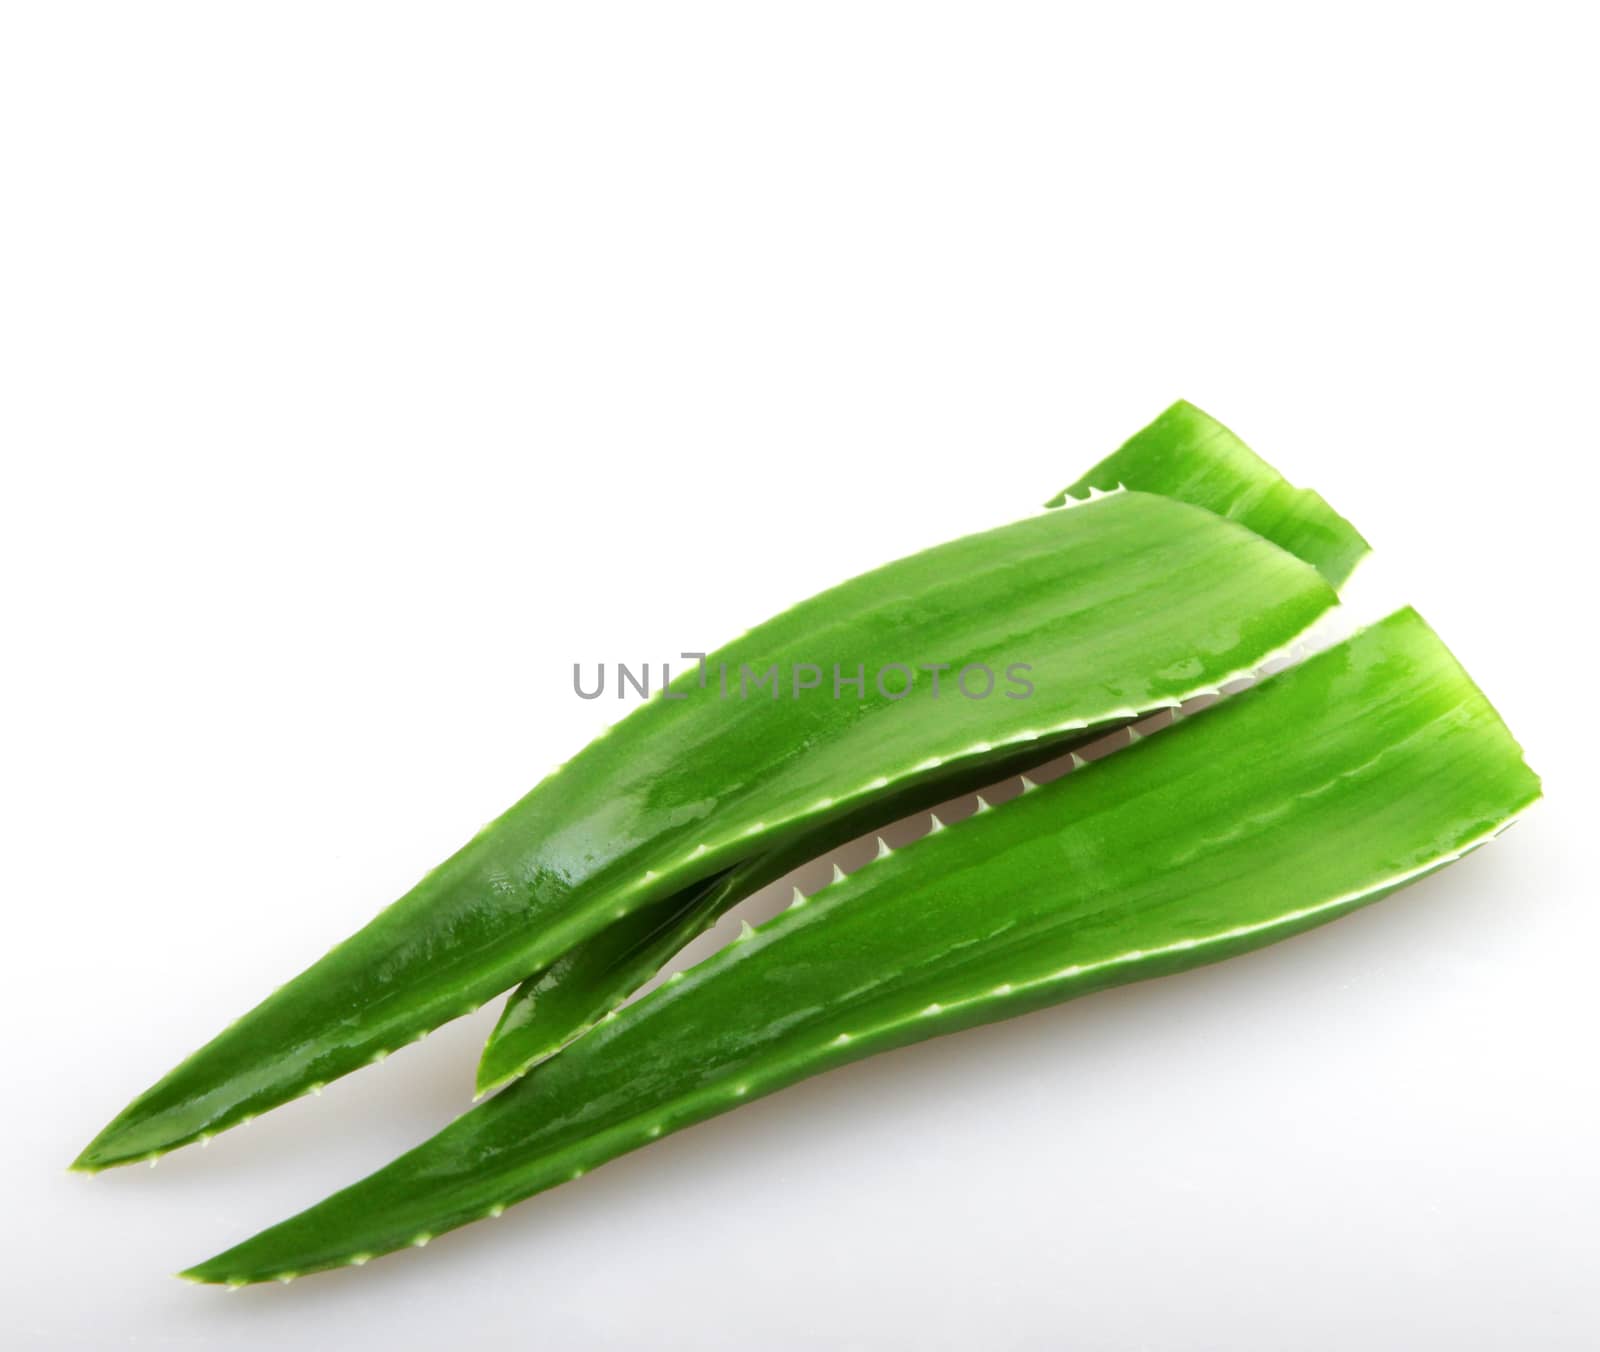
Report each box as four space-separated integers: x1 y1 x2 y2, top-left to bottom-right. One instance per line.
182 608 1539 1285
77 491 1334 1173
1046 400 1370 587
479 404 1362 1086
476 725 1112 1094
80 404 1345 1166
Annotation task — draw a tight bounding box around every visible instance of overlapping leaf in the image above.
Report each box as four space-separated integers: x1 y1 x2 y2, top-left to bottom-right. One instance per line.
79 406 1344 1171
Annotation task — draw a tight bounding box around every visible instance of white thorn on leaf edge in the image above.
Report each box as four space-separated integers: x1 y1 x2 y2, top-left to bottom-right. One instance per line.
599 622 1333 908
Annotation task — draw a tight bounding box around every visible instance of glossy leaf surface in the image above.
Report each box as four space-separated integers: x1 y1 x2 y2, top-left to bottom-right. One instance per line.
1046 399 1369 587
77 487 1334 1171
184 608 1539 1284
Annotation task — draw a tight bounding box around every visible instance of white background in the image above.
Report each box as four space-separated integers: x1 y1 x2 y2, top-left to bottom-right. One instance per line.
3 4 1596 1348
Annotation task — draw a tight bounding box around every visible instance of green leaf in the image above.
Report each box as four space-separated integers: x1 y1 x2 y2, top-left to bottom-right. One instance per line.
76 486 1336 1172
181 608 1539 1285
1046 400 1370 587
